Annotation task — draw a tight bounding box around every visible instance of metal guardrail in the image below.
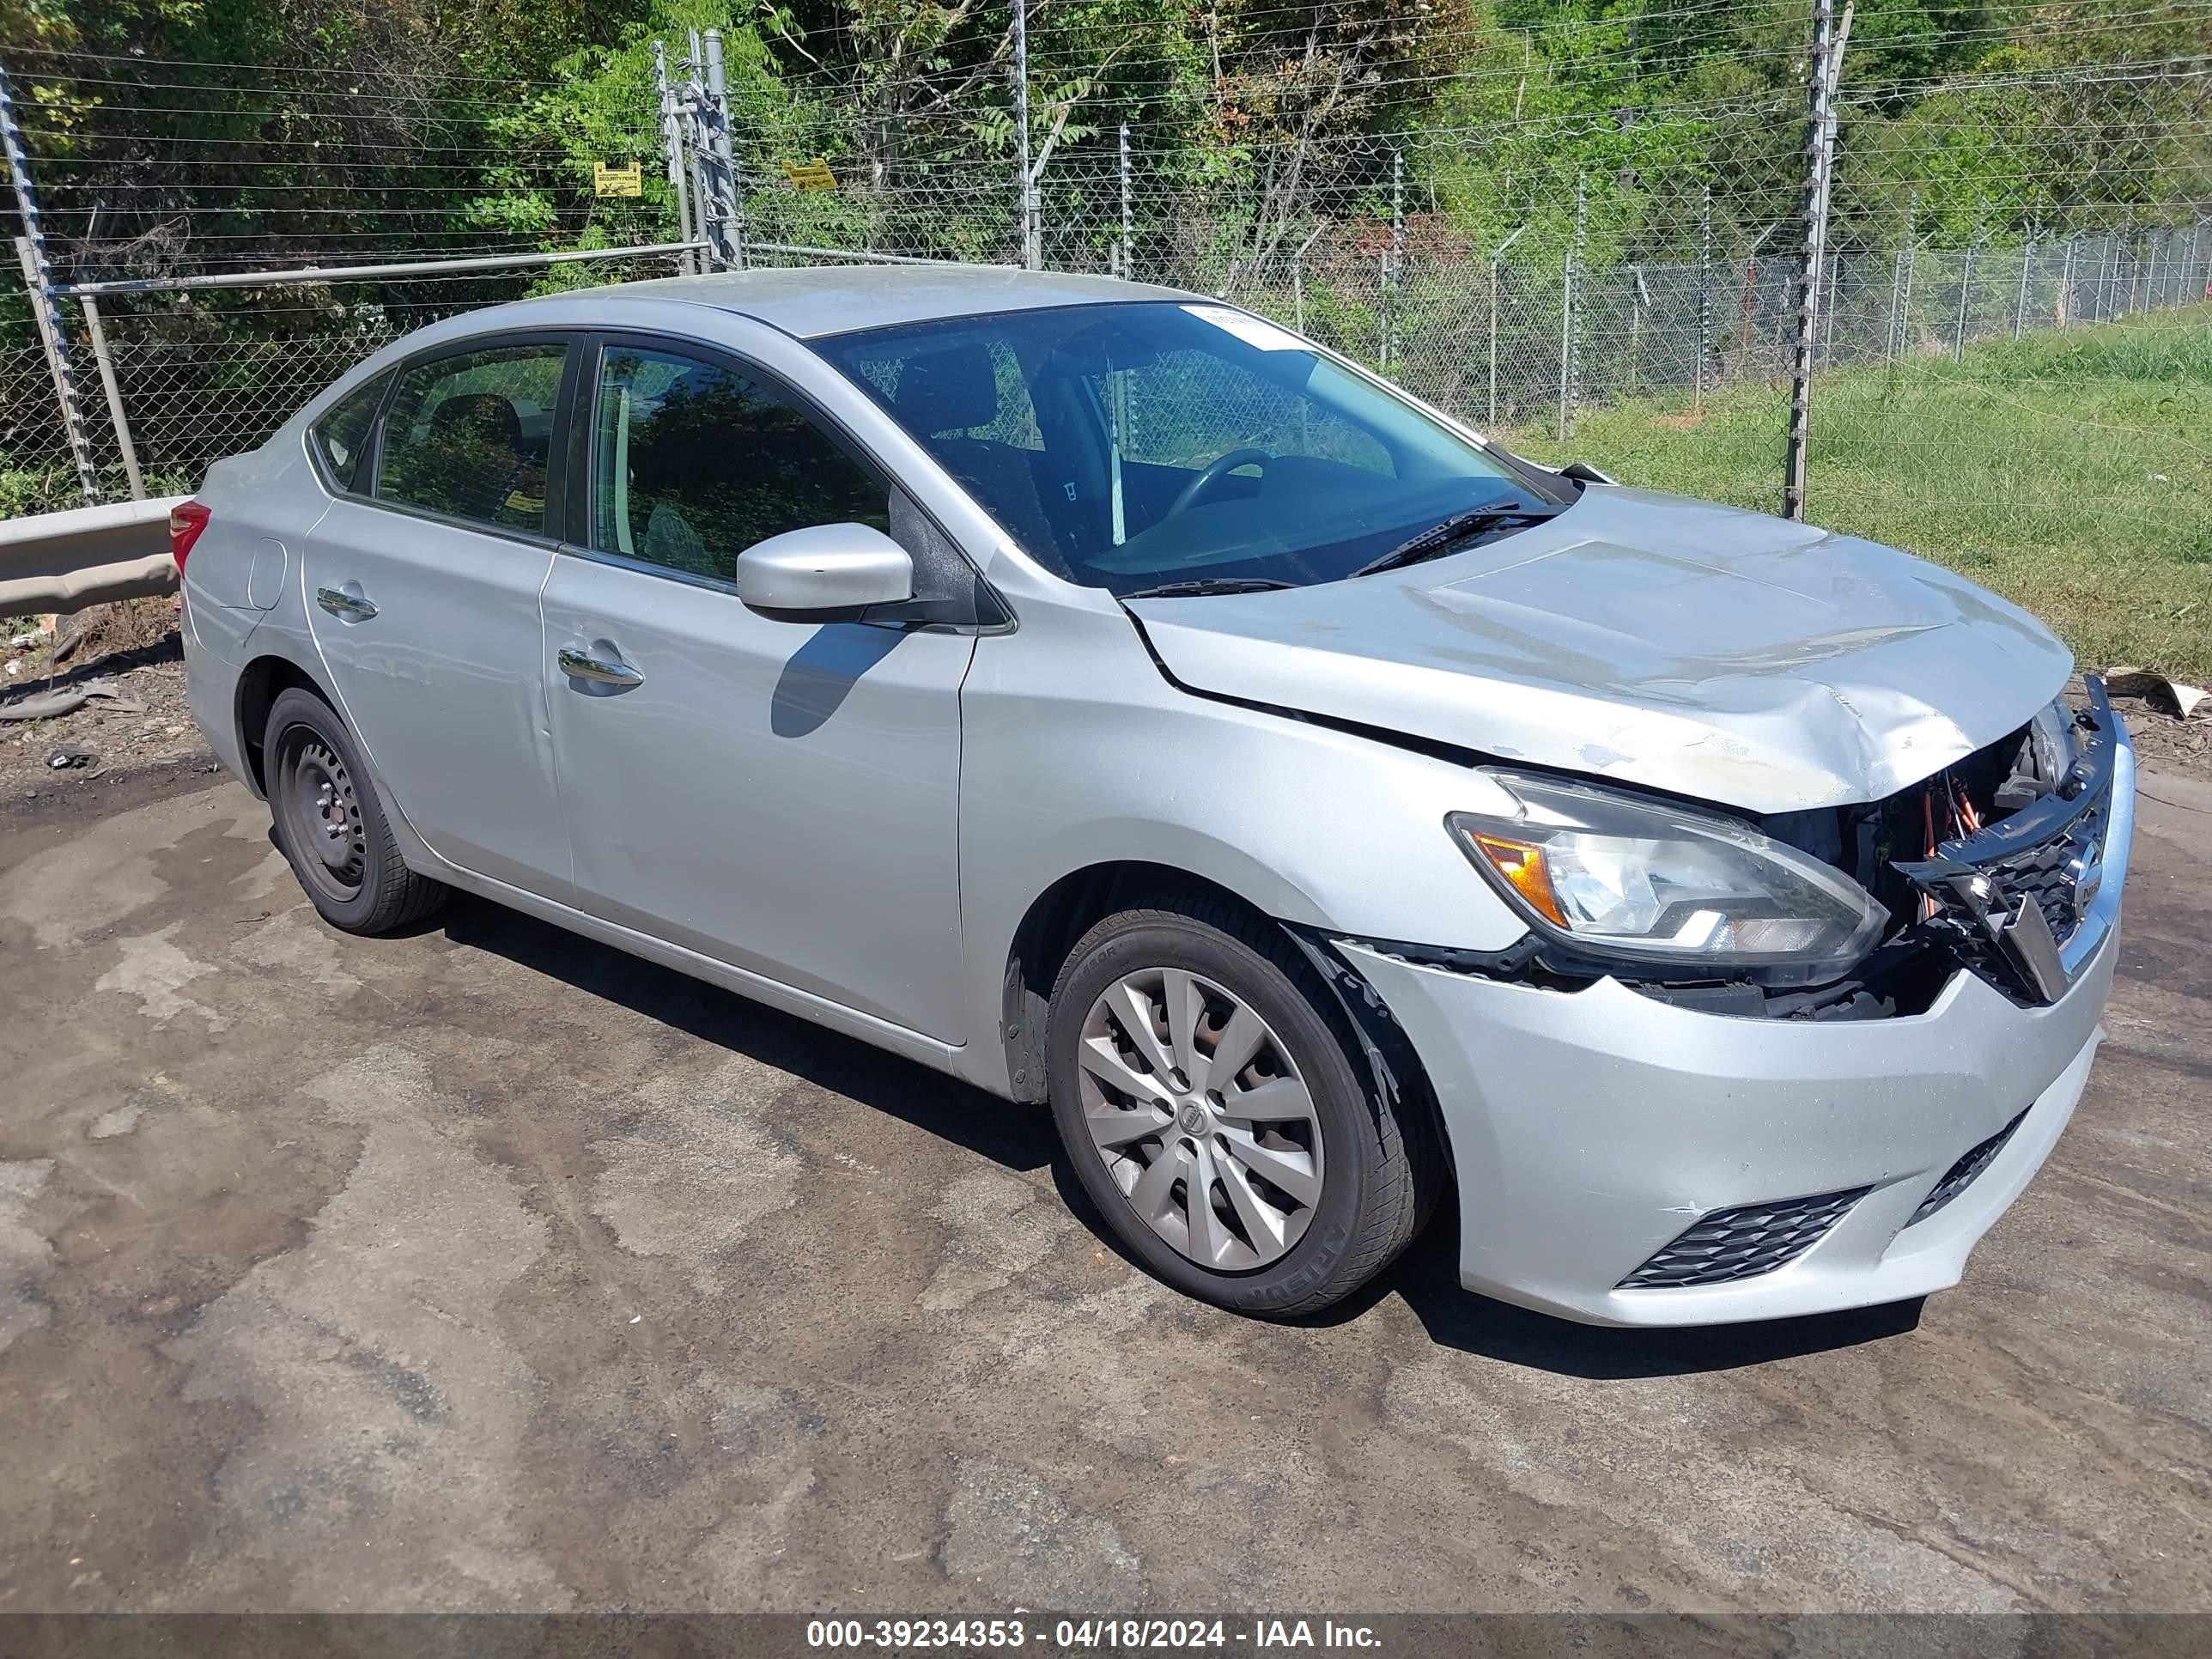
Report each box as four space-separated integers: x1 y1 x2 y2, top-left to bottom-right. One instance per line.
0 494 183 614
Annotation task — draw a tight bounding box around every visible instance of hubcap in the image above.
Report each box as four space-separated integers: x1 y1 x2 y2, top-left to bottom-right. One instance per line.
1075 968 1323 1272
283 732 366 899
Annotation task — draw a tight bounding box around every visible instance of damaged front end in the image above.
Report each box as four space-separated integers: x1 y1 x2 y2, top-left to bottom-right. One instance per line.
1887 676 2120 1007
1687 674 2125 1017
1365 677 2127 1022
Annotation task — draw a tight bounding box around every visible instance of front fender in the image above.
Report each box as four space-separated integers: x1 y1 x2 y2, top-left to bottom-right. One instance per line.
951 599 1531 1095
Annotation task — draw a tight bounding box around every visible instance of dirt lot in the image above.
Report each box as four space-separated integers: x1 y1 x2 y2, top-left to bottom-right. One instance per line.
0 667 2208 1614
2 605 210 804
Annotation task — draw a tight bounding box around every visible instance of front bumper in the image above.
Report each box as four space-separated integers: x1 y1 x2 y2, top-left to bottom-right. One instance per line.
1346 739 2135 1328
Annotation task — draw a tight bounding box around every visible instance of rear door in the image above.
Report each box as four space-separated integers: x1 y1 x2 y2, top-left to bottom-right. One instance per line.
303 336 576 899
540 334 975 1041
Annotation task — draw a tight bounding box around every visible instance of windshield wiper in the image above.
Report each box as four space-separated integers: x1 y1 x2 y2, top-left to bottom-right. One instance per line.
1122 576 1297 599
1351 506 1556 578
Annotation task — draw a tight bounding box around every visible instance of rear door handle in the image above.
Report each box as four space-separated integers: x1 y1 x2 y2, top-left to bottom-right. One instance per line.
315 582 378 622
557 647 644 689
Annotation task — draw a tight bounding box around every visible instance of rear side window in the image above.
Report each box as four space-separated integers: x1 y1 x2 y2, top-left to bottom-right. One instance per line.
311 374 386 491
590 343 889 585
375 343 568 535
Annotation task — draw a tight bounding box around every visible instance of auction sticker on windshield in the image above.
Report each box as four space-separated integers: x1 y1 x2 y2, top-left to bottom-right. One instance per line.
1180 304 1304 350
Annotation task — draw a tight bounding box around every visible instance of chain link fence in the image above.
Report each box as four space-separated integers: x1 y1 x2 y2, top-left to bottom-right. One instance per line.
4 28 2208 670
62 252 701 499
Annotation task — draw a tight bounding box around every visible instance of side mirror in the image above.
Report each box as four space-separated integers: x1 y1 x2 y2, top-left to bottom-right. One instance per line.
733 523 915 623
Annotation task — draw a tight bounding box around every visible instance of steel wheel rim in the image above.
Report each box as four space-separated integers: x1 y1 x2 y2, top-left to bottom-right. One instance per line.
1076 968 1323 1272
280 727 367 901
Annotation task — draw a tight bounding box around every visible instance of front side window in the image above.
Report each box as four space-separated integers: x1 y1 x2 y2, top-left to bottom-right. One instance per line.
375 343 567 535
311 373 386 490
590 343 890 586
815 301 1560 595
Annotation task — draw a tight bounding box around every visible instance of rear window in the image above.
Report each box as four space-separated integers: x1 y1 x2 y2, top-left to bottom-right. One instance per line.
375 343 568 536
310 374 386 491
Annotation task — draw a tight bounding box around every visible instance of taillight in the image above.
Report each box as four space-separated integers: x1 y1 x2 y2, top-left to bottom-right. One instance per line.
169 500 210 573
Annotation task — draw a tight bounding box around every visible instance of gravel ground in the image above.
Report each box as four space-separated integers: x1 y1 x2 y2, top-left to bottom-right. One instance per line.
2118 697 2212 773
3 605 2209 1614
1 733 2207 1613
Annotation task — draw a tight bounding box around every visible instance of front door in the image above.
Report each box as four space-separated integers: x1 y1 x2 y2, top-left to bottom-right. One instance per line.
541 337 974 1042
303 337 574 898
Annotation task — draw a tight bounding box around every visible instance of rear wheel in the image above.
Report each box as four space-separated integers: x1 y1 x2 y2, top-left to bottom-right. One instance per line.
264 686 447 935
1045 898 1436 1317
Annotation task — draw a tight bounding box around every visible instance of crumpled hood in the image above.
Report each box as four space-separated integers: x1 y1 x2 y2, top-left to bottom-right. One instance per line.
1126 485 2072 814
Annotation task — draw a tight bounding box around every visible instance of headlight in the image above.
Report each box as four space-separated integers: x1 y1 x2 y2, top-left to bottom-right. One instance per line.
1447 771 1889 987
2027 695 2078 785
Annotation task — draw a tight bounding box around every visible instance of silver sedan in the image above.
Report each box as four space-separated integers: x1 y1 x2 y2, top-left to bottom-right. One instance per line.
175 265 2131 1325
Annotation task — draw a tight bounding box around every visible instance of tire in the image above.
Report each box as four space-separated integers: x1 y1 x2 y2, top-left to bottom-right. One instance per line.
1045 896 1437 1318
264 685 447 935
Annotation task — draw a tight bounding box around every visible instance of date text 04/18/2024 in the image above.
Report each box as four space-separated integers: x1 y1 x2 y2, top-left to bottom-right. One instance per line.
805 1620 1382 1650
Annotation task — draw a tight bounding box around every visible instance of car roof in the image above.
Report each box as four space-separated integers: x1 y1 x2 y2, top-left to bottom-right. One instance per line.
544 263 1200 340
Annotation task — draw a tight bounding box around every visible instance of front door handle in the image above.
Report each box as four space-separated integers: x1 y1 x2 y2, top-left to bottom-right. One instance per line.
316 582 378 623
557 647 644 689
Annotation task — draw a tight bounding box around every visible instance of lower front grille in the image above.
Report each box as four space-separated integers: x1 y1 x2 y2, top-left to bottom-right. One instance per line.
1618 1187 1869 1289
1908 1109 2027 1227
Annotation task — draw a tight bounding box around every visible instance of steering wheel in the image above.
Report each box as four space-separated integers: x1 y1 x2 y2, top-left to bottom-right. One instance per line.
1164 447 1272 518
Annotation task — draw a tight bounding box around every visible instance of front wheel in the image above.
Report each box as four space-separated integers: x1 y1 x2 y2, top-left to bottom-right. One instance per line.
1045 899 1437 1317
264 686 447 935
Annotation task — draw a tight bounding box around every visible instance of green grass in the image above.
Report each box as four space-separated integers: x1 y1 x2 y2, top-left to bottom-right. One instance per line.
1503 305 2212 682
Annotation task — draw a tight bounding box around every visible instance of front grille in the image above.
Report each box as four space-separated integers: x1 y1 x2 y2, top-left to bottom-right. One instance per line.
1984 804 2105 946
1618 1187 1869 1289
1907 1109 2027 1227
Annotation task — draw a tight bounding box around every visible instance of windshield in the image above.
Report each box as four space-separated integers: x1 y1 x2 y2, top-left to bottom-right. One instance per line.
813 301 1565 596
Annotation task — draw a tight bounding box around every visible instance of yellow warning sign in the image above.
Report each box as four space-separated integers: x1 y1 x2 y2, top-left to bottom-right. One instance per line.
781 157 839 192
593 161 643 198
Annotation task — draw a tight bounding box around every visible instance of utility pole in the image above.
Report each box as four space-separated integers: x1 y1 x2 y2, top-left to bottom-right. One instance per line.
1954 237 1976 362
1488 222 1527 428
1889 190 1916 364
1823 248 1840 365
652 40 698 273
2118 205 2135 315
1696 185 1712 412
1557 173 1585 443
1386 148 1404 372
684 31 712 267
0 59 101 505
1117 122 1133 278
701 30 744 270
1784 0 1850 522
1013 0 1038 268
1290 222 1325 336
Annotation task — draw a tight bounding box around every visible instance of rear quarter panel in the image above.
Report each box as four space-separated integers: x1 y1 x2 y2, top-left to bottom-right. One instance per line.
180 422 342 801
183 441 332 659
